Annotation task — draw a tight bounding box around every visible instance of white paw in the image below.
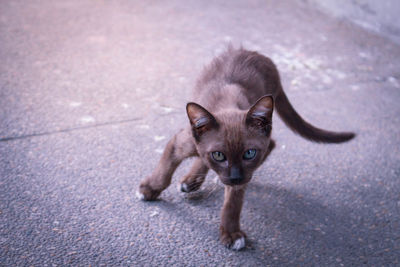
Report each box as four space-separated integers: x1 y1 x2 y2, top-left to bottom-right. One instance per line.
180 183 189 192
231 237 245 251
135 191 145 200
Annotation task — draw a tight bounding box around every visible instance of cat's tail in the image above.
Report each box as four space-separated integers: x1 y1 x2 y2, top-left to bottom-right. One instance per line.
274 89 355 143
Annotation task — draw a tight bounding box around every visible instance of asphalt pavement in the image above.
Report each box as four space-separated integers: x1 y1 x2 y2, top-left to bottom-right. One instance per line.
1 0 399 266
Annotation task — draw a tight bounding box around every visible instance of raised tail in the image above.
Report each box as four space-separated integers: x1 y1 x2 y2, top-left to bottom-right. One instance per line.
274 89 355 143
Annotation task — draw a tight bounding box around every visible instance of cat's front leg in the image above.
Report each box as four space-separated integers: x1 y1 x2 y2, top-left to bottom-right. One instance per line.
180 158 209 192
137 128 197 201
220 185 247 250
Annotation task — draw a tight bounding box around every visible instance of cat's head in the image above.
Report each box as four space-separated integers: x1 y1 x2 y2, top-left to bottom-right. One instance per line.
186 95 274 186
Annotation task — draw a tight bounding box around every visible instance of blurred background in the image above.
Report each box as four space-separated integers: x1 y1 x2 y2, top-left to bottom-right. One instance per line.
1 0 399 266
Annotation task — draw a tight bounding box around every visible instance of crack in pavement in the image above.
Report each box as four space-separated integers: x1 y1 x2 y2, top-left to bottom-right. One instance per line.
0 117 142 142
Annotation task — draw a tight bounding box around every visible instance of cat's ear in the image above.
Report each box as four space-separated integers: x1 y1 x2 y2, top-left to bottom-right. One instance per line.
246 95 274 136
186 102 218 140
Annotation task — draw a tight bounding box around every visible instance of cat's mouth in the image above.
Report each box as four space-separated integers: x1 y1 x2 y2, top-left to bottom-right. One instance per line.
219 176 250 186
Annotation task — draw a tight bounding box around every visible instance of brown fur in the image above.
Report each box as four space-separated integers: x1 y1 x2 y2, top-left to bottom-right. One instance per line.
138 47 355 250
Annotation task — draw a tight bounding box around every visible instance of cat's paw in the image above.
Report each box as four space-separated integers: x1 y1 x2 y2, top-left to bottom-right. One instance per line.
135 190 145 200
180 182 189 193
180 181 202 193
231 236 246 251
137 183 161 201
220 230 246 251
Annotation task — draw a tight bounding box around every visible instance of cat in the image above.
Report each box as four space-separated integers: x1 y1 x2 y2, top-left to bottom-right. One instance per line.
136 47 355 250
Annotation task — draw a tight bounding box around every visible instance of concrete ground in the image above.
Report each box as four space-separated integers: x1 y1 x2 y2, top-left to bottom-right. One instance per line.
1 0 399 266
309 0 400 45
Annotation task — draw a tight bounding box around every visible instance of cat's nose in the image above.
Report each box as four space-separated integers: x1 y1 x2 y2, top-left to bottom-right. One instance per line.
229 166 243 184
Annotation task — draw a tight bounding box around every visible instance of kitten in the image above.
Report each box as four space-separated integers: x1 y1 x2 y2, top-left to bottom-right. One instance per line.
137 47 355 250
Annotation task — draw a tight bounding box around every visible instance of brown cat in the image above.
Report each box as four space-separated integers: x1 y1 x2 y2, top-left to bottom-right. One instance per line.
137 47 355 250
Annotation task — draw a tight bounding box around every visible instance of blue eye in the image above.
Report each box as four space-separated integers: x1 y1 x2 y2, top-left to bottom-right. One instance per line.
211 151 226 162
243 149 256 160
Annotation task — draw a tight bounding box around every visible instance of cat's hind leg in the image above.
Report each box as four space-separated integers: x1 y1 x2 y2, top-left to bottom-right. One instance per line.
137 129 196 201
180 158 209 193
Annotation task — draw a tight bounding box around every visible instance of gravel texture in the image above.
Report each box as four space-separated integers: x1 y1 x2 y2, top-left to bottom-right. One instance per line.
1 0 399 266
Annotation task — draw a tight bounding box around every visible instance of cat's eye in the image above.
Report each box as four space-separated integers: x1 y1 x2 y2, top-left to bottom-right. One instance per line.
211 151 226 162
243 149 257 160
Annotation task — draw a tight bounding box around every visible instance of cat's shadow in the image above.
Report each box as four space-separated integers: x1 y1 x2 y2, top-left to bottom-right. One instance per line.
151 179 362 260
244 181 363 260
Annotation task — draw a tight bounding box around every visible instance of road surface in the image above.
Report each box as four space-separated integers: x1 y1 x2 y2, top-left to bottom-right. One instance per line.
1 0 399 265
